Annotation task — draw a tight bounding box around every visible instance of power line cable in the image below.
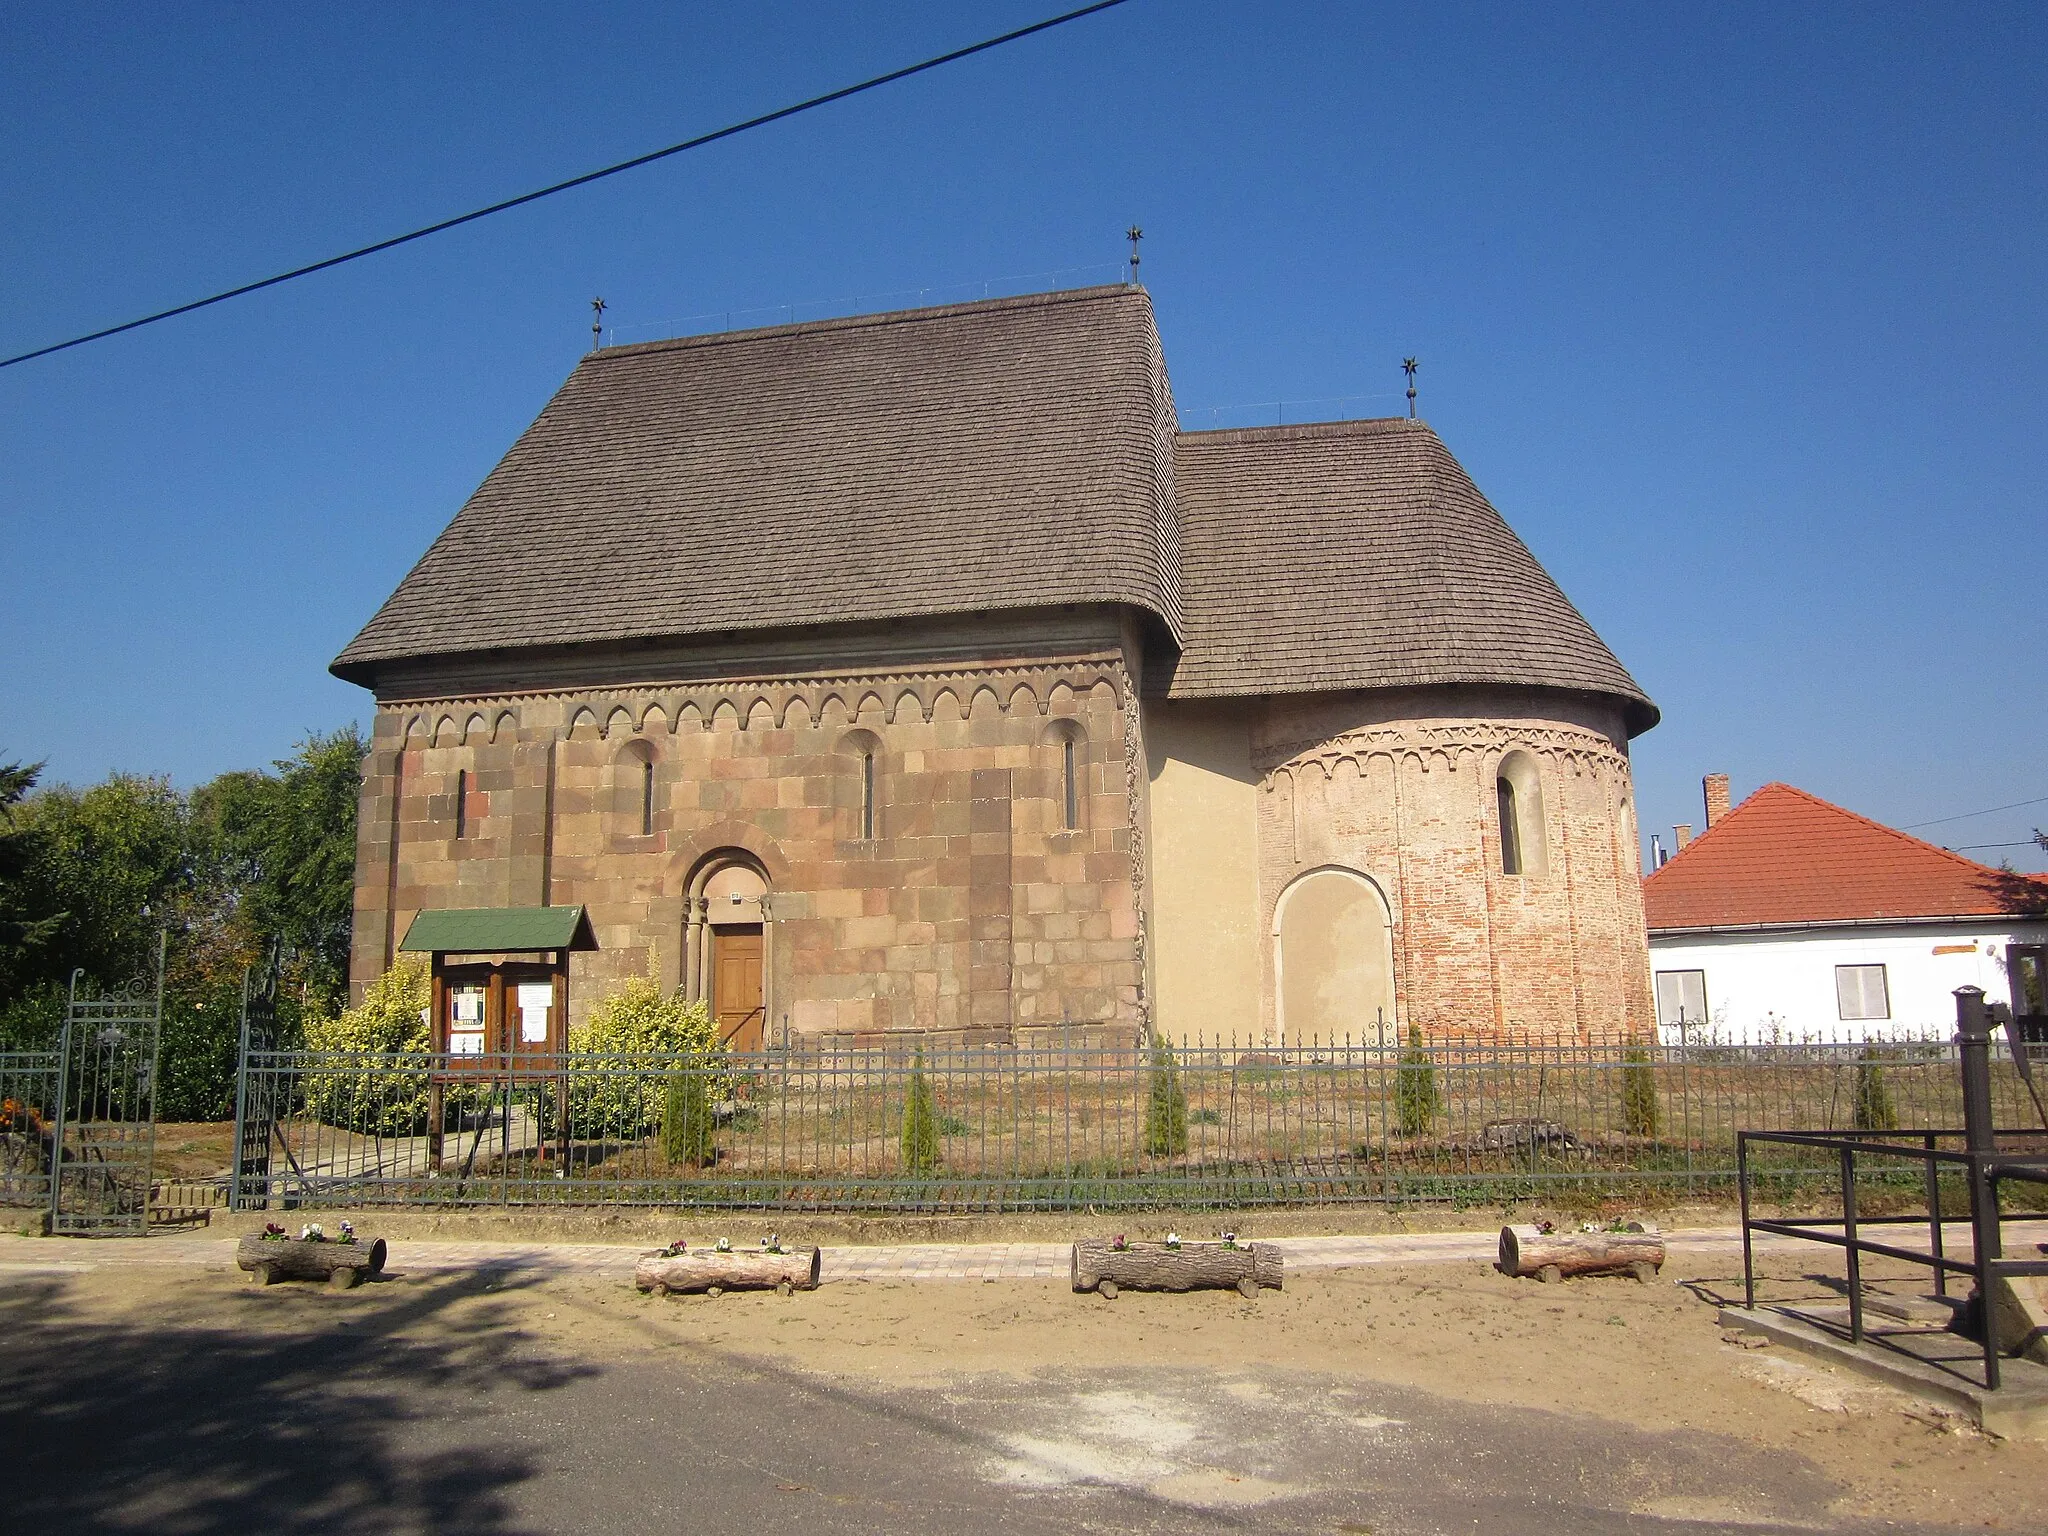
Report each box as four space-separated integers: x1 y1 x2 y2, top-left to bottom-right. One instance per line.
1902 794 2048 831
0 0 1136 371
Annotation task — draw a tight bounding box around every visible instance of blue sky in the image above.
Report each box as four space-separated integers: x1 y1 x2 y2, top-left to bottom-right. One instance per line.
3 2 2043 870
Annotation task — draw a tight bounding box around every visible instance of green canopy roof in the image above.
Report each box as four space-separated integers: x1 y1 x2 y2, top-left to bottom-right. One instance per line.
398 906 597 955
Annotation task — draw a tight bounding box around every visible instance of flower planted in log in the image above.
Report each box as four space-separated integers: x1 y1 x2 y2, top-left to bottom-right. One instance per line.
901 1047 941 1175
1395 1023 1444 1138
1142 1033 1189 1157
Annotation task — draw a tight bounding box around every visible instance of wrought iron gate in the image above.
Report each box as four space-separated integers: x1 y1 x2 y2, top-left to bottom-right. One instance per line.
47 936 165 1235
229 946 281 1211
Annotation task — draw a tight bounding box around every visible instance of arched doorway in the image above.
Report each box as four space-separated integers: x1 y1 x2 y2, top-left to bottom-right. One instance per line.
1274 867 1396 1045
684 853 770 1051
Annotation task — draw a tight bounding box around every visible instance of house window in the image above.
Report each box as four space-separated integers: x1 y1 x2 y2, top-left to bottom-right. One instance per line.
860 750 875 841
1655 969 1708 1030
1836 964 1891 1021
454 769 469 840
640 757 655 837
1062 737 1078 831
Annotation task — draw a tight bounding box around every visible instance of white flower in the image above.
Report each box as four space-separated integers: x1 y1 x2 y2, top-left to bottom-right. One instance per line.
300 1223 324 1241
1165 1231 1181 1248
715 1237 732 1253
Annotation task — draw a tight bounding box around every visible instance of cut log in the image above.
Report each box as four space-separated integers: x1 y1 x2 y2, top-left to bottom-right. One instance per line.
1498 1225 1664 1280
236 1234 386 1285
634 1247 822 1295
1071 1239 1282 1294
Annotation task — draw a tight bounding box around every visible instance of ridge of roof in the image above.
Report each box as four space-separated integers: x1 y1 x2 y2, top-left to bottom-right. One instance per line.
1643 780 2048 929
592 283 1146 362
1176 417 1422 447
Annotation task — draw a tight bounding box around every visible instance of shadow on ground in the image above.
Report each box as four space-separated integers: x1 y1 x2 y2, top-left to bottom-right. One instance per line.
0 1264 594 1534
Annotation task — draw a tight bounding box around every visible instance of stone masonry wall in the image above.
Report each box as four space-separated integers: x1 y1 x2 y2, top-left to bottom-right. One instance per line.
1252 687 1653 1044
350 651 1144 1043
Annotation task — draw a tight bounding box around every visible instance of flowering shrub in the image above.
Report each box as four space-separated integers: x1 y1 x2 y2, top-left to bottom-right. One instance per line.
301 959 435 1135
560 977 722 1141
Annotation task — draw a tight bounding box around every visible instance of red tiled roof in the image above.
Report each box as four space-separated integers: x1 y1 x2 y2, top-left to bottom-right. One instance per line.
1643 781 2048 931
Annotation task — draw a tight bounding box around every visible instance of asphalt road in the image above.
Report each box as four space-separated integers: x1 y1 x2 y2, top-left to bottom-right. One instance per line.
0 1268 1977 1535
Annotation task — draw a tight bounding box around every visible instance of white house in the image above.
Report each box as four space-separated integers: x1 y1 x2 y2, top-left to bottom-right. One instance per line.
1643 779 2048 1043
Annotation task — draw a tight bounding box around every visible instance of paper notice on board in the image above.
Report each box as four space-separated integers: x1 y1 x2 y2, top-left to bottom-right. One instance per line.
517 983 553 1042
454 990 483 1024
450 1031 483 1055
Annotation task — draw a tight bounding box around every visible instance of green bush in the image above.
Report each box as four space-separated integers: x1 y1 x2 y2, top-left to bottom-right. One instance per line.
660 1070 716 1167
1621 1047 1660 1137
1395 1023 1444 1137
301 958 432 1136
566 976 720 1140
1142 1033 1189 1157
900 1047 940 1175
1853 1049 1898 1131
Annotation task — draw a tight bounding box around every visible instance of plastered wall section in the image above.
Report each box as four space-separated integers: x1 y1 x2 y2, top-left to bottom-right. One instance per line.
1648 922 2048 1042
1142 700 1262 1046
1253 687 1655 1045
349 655 1144 1042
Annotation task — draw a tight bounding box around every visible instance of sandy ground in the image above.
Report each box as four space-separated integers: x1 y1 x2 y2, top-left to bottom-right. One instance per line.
8 1236 2042 1532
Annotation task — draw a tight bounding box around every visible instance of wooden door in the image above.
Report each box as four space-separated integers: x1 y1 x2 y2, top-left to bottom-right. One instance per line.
713 926 764 1051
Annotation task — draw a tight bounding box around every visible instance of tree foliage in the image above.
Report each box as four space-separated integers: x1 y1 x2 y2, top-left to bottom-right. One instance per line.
0 728 363 1120
1621 1047 1661 1138
900 1047 941 1175
1395 1022 1444 1138
1142 1033 1189 1157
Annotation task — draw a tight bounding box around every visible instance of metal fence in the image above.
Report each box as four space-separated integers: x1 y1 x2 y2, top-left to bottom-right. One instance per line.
228 1031 2044 1213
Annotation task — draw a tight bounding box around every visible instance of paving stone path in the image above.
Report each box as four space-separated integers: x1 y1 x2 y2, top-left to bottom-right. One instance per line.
5 1220 2041 1284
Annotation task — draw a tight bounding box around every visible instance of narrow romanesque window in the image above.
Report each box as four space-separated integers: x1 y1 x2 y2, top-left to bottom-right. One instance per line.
860 750 876 840
455 769 469 840
1496 776 1521 876
1063 737 1078 831
640 757 655 837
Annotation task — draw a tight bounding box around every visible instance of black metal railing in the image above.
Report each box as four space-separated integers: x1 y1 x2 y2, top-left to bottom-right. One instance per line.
226 1029 2038 1214
1739 987 2048 1391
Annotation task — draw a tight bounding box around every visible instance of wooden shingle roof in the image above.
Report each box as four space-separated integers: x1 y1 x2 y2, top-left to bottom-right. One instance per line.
334 286 1181 681
1163 420 1654 728
334 287 1652 732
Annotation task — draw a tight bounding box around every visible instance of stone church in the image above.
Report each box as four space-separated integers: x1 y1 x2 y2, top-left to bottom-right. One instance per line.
335 284 1658 1048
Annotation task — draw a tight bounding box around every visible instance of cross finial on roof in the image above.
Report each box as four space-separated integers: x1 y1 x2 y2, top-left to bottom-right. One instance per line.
1403 357 1418 419
1126 226 1143 286
591 296 607 350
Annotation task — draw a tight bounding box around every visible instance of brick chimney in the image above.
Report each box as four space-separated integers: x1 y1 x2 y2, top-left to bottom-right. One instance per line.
1703 773 1731 828
1674 823 1693 851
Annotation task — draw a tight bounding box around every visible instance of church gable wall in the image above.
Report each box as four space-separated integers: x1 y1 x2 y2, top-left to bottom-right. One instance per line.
351 653 1144 1044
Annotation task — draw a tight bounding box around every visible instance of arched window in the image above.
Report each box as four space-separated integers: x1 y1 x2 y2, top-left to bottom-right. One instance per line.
613 740 658 837
837 729 883 842
1496 776 1520 875
1040 718 1086 833
1495 750 1548 876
